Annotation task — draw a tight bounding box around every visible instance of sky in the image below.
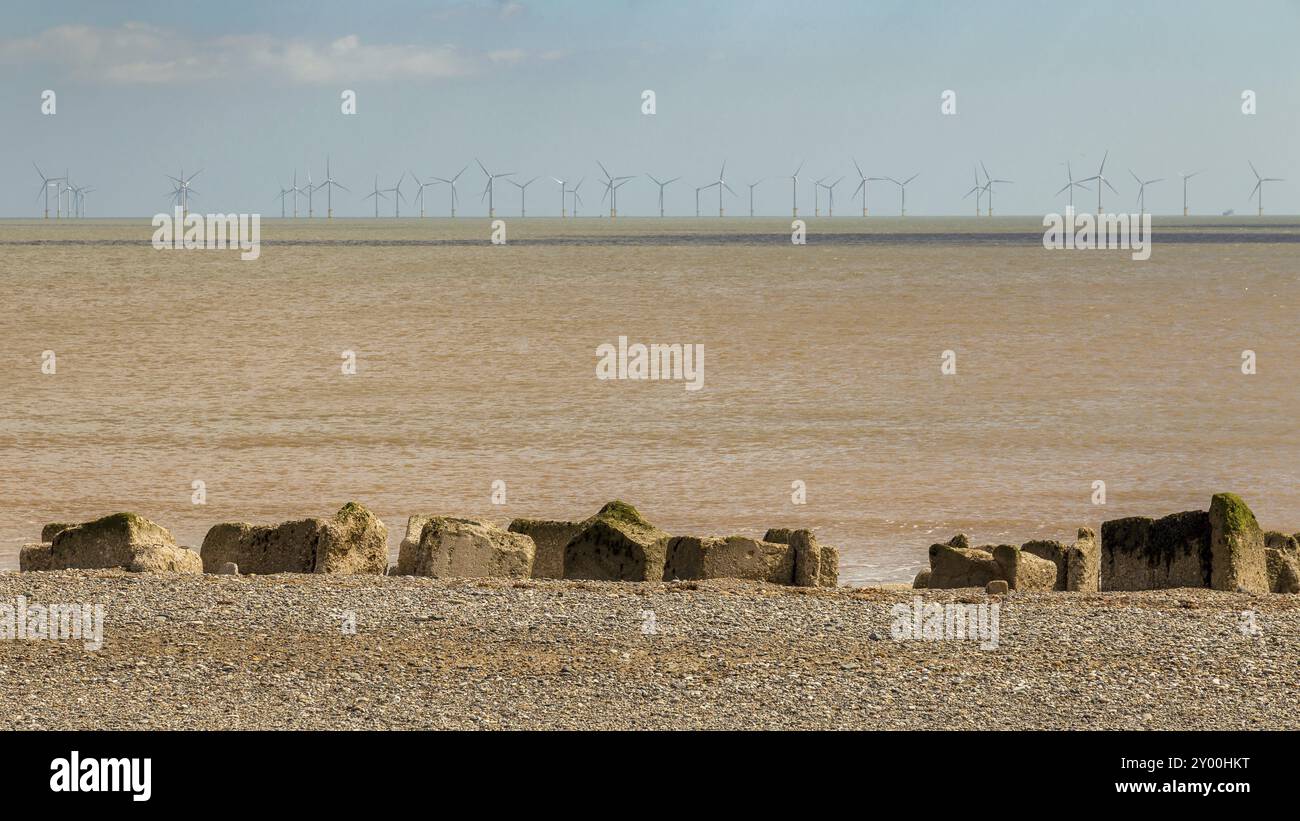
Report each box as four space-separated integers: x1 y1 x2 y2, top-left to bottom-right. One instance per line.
1 0 1297 217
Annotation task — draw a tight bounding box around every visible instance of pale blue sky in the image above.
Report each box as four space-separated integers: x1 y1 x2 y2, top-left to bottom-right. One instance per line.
2 0 1297 216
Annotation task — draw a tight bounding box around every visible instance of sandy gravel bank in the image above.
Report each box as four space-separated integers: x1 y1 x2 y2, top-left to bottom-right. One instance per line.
1 571 1295 730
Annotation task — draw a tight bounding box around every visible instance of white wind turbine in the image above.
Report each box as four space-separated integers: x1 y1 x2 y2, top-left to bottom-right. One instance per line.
383 174 406 218
850 159 883 217
1177 170 1203 217
316 156 348 219
597 161 633 218
433 166 469 218
1248 162 1283 217
569 178 585 217
694 185 704 218
746 179 763 217
886 174 918 216
1129 169 1163 215
166 168 200 216
509 176 539 217
788 161 804 218
305 170 316 218
275 184 291 218
33 164 65 219
75 186 94 217
821 176 844 217
1055 161 1091 211
362 175 387 218
647 174 680 217
704 161 735 217
1079 151 1118 215
288 170 304 218
411 173 439 218
814 176 826 217
477 159 515 218
552 177 569 217
979 162 1012 216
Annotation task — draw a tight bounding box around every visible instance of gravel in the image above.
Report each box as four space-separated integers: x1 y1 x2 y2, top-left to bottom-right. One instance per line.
1 570 1295 730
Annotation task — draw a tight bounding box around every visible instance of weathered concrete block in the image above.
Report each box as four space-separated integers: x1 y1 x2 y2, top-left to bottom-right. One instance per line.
763 528 838 587
1066 527 1100 592
946 534 971 549
927 543 1005 589
396 515 434 576
19 543 54 572
1265 548 1300 594
912 569 931 589
563 501 668 582
986 579 1009 595
508 518 583 579
45 512 176 571
1264 531 1299 555
201 503 386 575
400 517 534 578
219 561 239 575
1022 539 1069 591
128 543 203 573
1100 511 1211 591
1208 493 1269 594
664 536 794 583
993 544 1056 591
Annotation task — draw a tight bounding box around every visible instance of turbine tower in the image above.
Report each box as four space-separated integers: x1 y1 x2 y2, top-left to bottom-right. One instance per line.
647 174 680 217
886 174 918 216
432 166 469 218
814 176 826 217
317 156 348 219
1055 162 1091 211
979 162 1012 216
362 175 387 218
553 177 569 218
1177 170 1202 217
963 166 984 216
166 168 201 217
477 159 515 218
694 185 704 218
569 178 585 217
1129 170 1163 215
698 162 734 217
33 164 65 219
822 176 844 217
509 176 539 217
275 185 290 218
1248 162 1282 217
305 170 315 218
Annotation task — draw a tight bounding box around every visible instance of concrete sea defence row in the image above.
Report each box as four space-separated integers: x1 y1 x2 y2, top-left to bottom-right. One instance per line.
913 493 1300 595
19 500 839 588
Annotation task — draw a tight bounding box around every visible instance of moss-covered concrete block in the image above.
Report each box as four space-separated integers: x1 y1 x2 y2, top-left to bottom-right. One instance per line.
1100 511 1212 590
926 543 1005 589
563 500 669 582
508 518 583 579
1209 493 1269 594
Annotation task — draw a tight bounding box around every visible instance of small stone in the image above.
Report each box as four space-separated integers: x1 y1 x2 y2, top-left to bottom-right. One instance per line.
219 562 239 575
986 579 1009 595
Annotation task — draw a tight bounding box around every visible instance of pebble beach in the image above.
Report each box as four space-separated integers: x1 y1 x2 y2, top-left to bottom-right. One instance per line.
2 570 1295 730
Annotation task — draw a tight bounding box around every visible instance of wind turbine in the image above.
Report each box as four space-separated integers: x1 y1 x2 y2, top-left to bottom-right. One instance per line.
288 170 303 218
746 179 763 217
814 176 826 217
1248 162 1282 217
694 185 703 218
362 175 387 218
1079 151 1117 215
1129 170 1163 215
705 161 735 217
34 164 65 219
477 159 515 218
275 185 290 218
569 178 585 217
647 174 680 217
509 176 539 217
432 166 469 218
979 162 1012 216
317 156 348 219
76 186 94 217
886 174 918 216
1177 170 1203 217
1055 162 1091 211
788 161 804 218
821 176 844 217
166 168 200 217
962 165 984 216
382 174 406 218
411 173 439 218
850 159 882 217
305 170 315 218
597 162 633 218
552 177 569 217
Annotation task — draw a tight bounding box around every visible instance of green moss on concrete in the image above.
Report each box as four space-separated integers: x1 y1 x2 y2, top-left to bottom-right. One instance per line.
595 500 646 526
1210 493 1258 534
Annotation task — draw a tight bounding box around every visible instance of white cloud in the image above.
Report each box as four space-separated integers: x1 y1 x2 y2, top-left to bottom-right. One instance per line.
0 23 551 84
